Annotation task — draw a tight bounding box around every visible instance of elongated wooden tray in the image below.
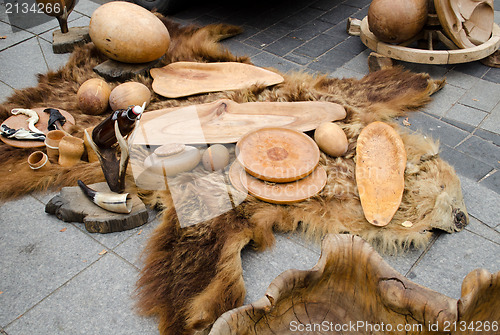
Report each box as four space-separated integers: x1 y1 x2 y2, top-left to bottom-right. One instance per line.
133 99 346 145
150 61 285 98
356 121 406 227
229 161 327 204
236 127 319 183
0 108 75 148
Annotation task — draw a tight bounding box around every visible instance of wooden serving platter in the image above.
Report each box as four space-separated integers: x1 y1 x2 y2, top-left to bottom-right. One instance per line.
229 161 327 204
355 121 406 227
133 99 346 145
0 108 75 148
236 127 320 183
151 61 284 98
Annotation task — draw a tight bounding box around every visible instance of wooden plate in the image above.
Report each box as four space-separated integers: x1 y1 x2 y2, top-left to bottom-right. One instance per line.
0 108 75 148
229 161 327 204
151 61 284 98
133 99 346 145
355 121 406 227
236 127 320 183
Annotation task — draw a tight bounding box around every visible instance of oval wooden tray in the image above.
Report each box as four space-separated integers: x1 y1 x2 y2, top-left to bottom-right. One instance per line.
356 121 406 227
236 127 320 183
133 99 346 145
0 108 75 148
229 161 327 204
151 61 284 98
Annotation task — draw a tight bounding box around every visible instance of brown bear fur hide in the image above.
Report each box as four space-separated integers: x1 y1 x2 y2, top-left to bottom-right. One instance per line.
0 15 469 335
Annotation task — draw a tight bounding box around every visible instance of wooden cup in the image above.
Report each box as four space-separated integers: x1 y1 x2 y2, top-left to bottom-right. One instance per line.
44 130 66 162
58 135 85 167
28 151 51 171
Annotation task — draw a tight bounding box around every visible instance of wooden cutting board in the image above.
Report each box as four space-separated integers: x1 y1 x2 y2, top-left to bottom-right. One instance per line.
133 99 346 145
151 61 284 98
229 161 327 204
355 121 406 227
0 108 75 148
236 127 320 183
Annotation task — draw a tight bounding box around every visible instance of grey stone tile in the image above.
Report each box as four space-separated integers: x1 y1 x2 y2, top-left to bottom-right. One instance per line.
245 23 295 49
284 52 313 66
4 253 158 335
480 170 500 195
452 61 490 79
331 66 364 80
483 67 500 85
1 0 55 34
221 39 261 58
351 5 370 20
480 102 500 134
333 35 367 56
319 4 358 25
192 14 222 27
443 103 488 127
440 117 476 133
231 25 260 42
456 135 500 169
444 69 481 90
288 19 333 41
250 51 303 74
407 230 500 299
73 0 111 18
0 80 14 103
0 20 35 51
263 35 304 57
440 145 493 182
400 62 449 79
310 0 340 11
309 46 355 72
460 176 499 228
404 112 469 148
281 6 324 28
241 233 321 304
475 128 500 147
381 247 426 277
423 83 465 118
465 216 500 245
0 196 103 326
294 33 340 58
114 218 161 269
38 37 71 71
459 79 500 112
0 36 47 89
347 0 372 9
342 49 370 75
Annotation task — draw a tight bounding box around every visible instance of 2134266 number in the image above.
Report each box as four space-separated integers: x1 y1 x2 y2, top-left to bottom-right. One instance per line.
5 2 61 14
443 321 499 332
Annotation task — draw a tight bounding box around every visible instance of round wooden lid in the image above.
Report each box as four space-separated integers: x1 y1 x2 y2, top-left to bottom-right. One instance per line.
236 127 320 183
229 161 327 204
355 121 407 227
0 108 75 148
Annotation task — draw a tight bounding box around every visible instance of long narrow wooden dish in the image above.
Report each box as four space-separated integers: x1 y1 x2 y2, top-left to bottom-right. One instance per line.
209 234 500 335
356 121 406 227
150 61 285 98
133 99 346 145
229 161 327 204
359 16 500 64
0 108 75 148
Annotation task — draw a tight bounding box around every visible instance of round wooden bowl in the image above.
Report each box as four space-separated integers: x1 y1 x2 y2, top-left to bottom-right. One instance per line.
0 108 75 148
229 161 327 204
236 127 320 183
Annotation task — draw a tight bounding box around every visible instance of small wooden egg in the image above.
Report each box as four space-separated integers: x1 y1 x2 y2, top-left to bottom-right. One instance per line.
89 1 170 63
109 82 151 111
77 78 111 115
314 122 349 157
368 0 428 44
202 144 230 171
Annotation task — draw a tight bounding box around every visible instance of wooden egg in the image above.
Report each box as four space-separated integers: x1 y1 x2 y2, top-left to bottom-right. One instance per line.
368 0 428 44
89 1 170 63
314 122 349 157
202 144 230 171
109 82 151 111
77 78 111 115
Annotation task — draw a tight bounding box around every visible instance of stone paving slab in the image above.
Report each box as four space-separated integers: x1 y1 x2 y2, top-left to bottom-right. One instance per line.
0 196 104 327
456 135 500 169
460 176 500 229
407 230 500 300
0 20 35 51
4 253 158 335
440 144 494 183
0 80 13 102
